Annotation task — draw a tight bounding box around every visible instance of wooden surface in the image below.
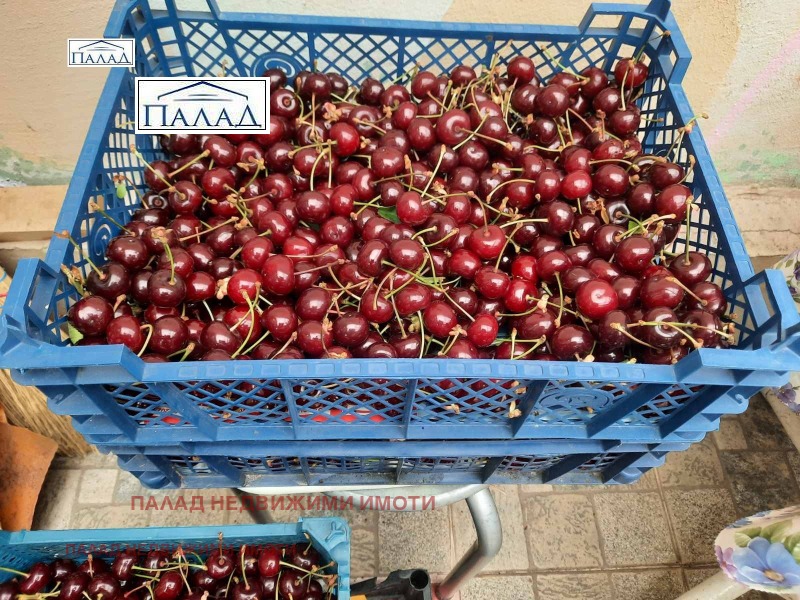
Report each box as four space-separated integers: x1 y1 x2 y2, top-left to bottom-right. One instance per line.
0 185 64 273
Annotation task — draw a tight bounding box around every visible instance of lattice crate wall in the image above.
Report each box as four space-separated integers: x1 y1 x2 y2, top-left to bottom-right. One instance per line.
109 441 680 487
15 0 788 453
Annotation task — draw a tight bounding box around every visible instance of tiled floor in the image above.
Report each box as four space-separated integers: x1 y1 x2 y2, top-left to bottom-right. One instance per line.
34 393 797 600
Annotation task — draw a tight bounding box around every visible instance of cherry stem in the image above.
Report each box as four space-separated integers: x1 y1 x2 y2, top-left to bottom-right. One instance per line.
0 566 29 577
168 149 210 177
129 145 173 190
610 322 658 349
683 197 695 264
554 273 565 326
638 320 702 348
486 178 538 203
513 336 548 360
179 217 238 242
453 113 489 150
417 311 425 358
666 275 706 306
239 546 249 589
269 332 298 359
58 231 104 279
88 201 132 234
137 324 154 357
167 343 196 362
160 239 176 284
422 145 447 197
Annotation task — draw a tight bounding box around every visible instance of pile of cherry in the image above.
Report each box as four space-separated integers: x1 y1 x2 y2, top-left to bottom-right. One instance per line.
0 542 334 600
65 52 735 364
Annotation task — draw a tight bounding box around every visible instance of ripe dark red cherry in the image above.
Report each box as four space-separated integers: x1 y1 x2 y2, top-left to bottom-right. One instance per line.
615 236 655 273
551 325 594 360
669 251 712 286
68 296 114 337
423 301 458 337
575 279 619 320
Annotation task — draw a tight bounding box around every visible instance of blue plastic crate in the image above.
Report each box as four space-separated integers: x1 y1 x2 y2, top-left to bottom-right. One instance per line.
0 520 351 598
100 437 695 488
0 0 799 453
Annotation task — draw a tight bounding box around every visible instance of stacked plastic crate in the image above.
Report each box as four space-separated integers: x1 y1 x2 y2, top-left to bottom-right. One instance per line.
1 0 799 488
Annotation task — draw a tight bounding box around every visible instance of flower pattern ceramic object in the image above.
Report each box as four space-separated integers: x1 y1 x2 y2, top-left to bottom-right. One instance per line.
764 251 800 412
716 506 800 592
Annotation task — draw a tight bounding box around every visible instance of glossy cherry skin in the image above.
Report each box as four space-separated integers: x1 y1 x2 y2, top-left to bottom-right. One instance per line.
255 547 281 578
686 282 727 315
669 251 712 286
68 295 114 337
107 236 149 271
150 316 189 356
18 563 54 594
551 325 594 360
467 314 499 348
86 574 120 600
640 275 684 309
615 236 655 273
332 311 371 347
612 275 641 309
152 571 183 600
296 321 333 357
575 279 619 320
423 301 458 338
58 572 89 600
52 559 77 582
205 550 235 580
641 307 682 348
106 315 144 352
148 269 186 307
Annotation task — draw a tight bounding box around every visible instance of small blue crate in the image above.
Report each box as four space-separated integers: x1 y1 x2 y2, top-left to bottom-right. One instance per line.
0 520 351 598
0 0 799 459
101 437 696 488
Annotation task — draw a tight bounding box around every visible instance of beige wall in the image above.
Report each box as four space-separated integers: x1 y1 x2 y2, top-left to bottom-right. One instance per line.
0 0 799 188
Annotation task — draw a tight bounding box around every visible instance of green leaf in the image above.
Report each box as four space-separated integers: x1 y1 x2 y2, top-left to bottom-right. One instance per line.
627 220 638 232
784 533 800 554
793 543 800 564
68 323 84 345
762 520 792 543
734 532 754 548
377 206 400 224
115 182 127 199
740 526 762 540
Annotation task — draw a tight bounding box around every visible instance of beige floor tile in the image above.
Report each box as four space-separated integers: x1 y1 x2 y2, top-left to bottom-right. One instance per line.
34 469 82 530
451 487 529 572
718 450 800 514
663 488 738 564
252 493 377 531
517 484 554 494
147 491 227 526
593 492 676 566
683 567 718 588
536 573 613 600
461 575 534 600
77 469 119 505
712 417 748 451
657 437 725 488
70 504 149 529
610 569 685 600
735 394 795 450
378 509 452 573
113 470 152 505
522 494 602 570
350 528 378 580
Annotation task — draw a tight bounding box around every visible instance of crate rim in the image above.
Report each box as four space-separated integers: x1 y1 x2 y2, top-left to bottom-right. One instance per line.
2 0 799 387
0 519 351 597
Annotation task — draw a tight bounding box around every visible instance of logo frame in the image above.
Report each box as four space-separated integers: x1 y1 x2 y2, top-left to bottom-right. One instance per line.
134 77 270 134
68 38 136 68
